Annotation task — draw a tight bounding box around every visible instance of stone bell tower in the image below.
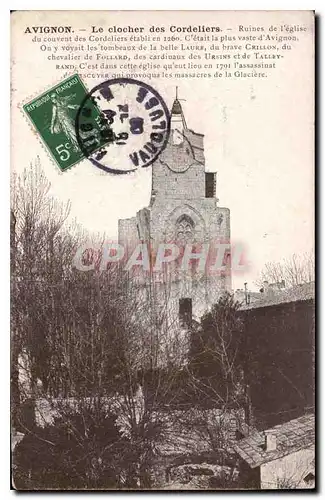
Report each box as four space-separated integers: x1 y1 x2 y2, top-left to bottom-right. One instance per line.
119 91 231 323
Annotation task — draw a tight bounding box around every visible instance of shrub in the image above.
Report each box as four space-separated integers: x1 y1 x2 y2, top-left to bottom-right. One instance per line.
13 404 133 490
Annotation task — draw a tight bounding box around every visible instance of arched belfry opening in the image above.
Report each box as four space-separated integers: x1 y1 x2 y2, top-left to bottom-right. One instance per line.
175 214 195 245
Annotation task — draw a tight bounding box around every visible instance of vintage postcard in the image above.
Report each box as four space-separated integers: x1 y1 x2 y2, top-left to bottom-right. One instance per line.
11 10 315 490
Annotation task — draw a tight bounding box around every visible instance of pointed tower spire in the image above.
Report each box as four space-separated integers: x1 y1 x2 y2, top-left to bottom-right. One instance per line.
171 87 187 131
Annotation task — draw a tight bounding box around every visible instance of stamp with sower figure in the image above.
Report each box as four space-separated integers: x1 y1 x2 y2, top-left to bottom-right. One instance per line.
23 74 171 174
22 74 111 172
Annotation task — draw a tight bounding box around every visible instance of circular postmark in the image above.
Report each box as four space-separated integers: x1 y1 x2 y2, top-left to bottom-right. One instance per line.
75 78 171 174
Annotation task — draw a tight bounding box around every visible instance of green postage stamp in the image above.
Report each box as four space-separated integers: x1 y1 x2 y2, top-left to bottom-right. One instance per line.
23 74 110 171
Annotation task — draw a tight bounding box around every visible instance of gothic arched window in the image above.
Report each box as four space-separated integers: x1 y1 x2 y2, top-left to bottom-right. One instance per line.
175 214 195 244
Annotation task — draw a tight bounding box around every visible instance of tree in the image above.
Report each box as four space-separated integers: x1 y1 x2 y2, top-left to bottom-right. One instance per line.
257 252 314 289
184 293 247 464
13 403 131 490
13 161 249 489
188 293 244 406
11 161 190 489
11 158 73 427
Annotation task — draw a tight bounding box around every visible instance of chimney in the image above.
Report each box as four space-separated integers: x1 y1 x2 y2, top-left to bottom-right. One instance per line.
244 282 250 305
264 430 277 451
262 280 271 296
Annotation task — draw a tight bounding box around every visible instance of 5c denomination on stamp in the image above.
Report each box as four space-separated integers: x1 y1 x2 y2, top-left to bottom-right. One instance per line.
75 78 171 174
22 74 111 172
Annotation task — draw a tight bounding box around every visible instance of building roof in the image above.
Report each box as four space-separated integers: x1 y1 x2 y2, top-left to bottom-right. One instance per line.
239 281 315 311
233 413 315 468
